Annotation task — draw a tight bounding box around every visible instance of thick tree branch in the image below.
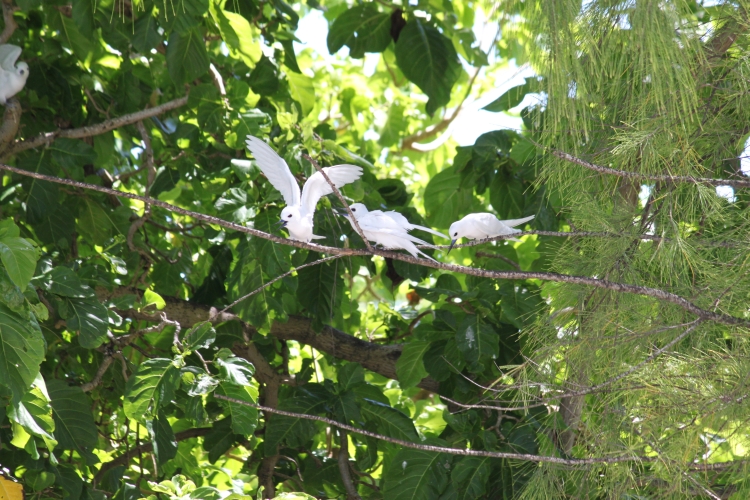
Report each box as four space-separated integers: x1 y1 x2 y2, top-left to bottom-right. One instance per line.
4 165 744 327
2 96 188 158
0 0 17 45
0 97 21 154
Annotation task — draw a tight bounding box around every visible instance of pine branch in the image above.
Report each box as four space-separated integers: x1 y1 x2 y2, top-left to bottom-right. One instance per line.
2 96 188 158
4 164 747 327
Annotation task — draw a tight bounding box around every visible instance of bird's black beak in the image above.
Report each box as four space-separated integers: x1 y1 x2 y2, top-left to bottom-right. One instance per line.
334 209 349 217
276 219 287 228
447 239 457 254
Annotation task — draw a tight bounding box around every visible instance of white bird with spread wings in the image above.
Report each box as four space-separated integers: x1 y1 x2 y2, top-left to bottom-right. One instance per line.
245 135 363 242
0 44 28 105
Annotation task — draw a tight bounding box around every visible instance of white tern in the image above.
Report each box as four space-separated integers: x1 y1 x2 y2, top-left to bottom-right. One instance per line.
351 204 449 240
245 135 363 242
0 44 28 105
340 203 438 261
448 213 536 252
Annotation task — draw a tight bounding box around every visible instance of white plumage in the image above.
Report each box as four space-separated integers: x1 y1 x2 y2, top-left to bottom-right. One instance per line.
448 213 536 251
245 135 363 242
342 203 437 261
0 44 28 105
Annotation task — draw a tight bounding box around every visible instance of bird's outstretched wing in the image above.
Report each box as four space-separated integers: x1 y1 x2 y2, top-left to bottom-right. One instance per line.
300 164 363 215
0 45 21 72
246 135 300 207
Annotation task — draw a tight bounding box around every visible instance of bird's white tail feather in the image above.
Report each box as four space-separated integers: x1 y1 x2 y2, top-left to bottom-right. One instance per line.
411 224 449 239
503 215 536 228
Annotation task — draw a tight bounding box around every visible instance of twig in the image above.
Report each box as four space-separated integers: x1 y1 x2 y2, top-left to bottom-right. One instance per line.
1 163 748 327
213 254 346 318
337 430 362 500
302 153 374 253
214 394 654 466
547 145 750 188
2 96 188 158
81 356 115 393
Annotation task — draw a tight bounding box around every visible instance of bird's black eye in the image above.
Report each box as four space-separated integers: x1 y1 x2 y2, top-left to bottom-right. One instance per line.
19 70 24 75
454 232 458 236
351 208 356 212
287 214 292 218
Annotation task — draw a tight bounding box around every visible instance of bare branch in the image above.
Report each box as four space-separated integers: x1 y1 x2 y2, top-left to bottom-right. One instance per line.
0 0 18 45
0 97 21 154
81 356 115 393
302 152 374 253
214 394 655 466
2 96 188 158
337 430 362 500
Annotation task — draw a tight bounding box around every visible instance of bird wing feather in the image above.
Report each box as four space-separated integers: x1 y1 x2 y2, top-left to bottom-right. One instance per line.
245 135 300 207
300 164 363 215
0 45 21 72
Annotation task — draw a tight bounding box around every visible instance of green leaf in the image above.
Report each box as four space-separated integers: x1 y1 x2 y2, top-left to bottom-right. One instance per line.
360 399 419 442
247 55 280 96
472 130 514 170
77 199 113 246
451 457 492 500
0 237 37 289
123 358 180 423
61 297 109 348
489 175 524 220
482 79 538 112
133 13 162 54
379 102 407 147
455 317 499 365
265 384 330 452
215 353 255 386
47 380 98 459
337 363 365 392
0 304 45 404
296 253 342 329
382 447 451 500
20 153 58 225
424 167 473 229
212 7 262 67
51 11 92 60
395 19 462 116
183 322 216 351
396 341 431 389
46 267 95 298
327 4 392 58
49 138 97 170
167 27 210 85
287 71 316 117
216 382 258 435
150 410 178 465
203 417 239 463
8 384 55 446
72 0 95 38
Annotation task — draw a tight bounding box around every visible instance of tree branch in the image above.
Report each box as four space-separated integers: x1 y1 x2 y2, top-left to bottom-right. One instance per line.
337 430 362 500
214 394 655 466
3 164 743 327
2 96 188 158
0 97 21 154
0 0 17 45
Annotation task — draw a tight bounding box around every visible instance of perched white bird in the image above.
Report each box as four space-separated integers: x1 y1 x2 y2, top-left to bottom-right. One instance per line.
340 203 438 261
448 213 536 252
0 44 28 105
348 204 449 240
245 135 363 242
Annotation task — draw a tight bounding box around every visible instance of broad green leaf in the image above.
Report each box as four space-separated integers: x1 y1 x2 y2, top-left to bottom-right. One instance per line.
133 13 161 54
0 268 25 312
8 386 55 446
167 28 210 85
216 382 259 435
472 130 514 170
287 71 316 117
379 102 407 147
0 237 37 289
327 4 392 58
424 167 473 228
332 389 361 424
483 79 538 112
396 341 431 389
451 457 492 500
212 7 262 67
47 380 97 459
360 399 419 442
337 363 365 392
46 267 95 298
61 298 108 348
247 56 279 96
489 175 524 220
215 187 250 223
150 410 178 465
382 447 451 500
183 322 216 351
265 384 331 452
77 199 113 246
296 252 342 329
51 11 92 60
203 417 240 463
49 138 97 170
0 304 45 404
20 153 58 225
455 317 499 365
123 358 180 423
215 351 255 385
395 19 462 115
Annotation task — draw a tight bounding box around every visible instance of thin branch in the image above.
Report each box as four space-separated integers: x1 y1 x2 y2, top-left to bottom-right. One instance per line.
3 165 748 327
302 153 374 253
213 254 346 318
3 96 188 158
81 356 115 393
0 0 17 45
214 394 654 466
337 430 362 500
549 147 750 189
